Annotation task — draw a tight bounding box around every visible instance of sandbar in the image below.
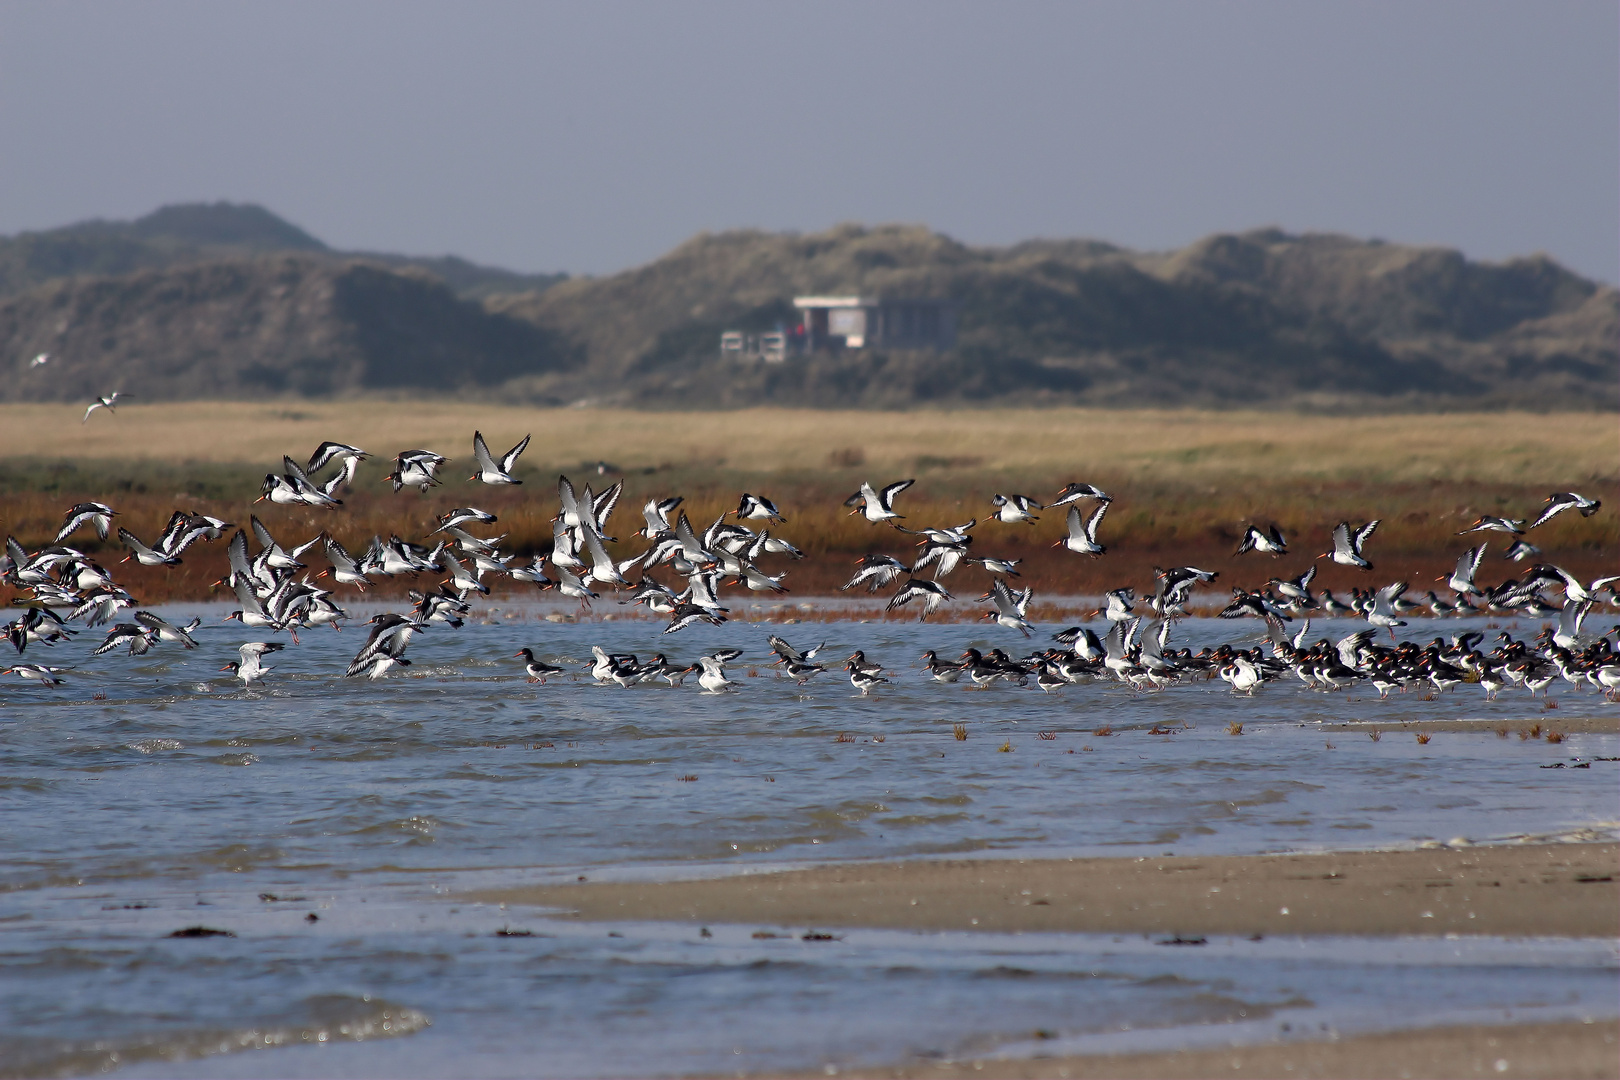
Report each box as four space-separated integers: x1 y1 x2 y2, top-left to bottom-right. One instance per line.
761 1019 1619 1080
473 843 1619 938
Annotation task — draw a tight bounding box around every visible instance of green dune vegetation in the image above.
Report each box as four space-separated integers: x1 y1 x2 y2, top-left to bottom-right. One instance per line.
0 204 1613 410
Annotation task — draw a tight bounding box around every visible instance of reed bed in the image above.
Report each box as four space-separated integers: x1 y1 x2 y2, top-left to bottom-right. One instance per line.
2 402 1614 484
1 403 1613 608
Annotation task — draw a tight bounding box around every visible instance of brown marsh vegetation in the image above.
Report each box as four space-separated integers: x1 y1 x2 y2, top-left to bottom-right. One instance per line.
1 403 1613 609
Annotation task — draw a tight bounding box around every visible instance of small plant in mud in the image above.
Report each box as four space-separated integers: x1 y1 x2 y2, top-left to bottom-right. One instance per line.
1368 729 1381 742
1227 722 1244 736
1416 733 1431 745
953 724 968 741
834 732 856 743
1093 725 1114 737
871 734 885 744
998 740 1012 752
1036 731 1057 741
1545 730 1564 744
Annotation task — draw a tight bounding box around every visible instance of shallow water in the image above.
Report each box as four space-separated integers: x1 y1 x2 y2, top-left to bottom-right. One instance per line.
2 608 1616 1076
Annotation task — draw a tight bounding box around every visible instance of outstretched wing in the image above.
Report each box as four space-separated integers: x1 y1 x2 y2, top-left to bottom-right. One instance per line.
1528 494 1572 530
226 529 253 581
250 516 276 552
471 432 498 475
592 481 623 529
1084 501 1109 541
500 434 531 473
1355 520 1380 547
880 479 916 504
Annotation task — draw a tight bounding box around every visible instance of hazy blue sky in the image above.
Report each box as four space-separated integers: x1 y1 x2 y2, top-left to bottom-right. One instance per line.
3 1 1615 281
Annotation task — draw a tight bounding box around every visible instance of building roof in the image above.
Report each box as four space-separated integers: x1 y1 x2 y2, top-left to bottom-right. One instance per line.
792 296 874 309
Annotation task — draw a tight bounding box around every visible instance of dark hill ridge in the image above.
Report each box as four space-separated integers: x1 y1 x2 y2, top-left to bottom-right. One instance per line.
493 224 1616 408
0 205 1613 407
0 202 565 302
0 255 578 402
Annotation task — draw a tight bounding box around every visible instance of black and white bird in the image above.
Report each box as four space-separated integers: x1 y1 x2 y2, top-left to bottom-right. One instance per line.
1235 524 1287 556
1458 515 1523 536
435 508 498 532
82 393 126 423
1269 565 1318 608
1322 520 1380 569
1055 502 1108 557
1504 539 1541 562
1528 492 1601 530
844 479 915 525
664 601 727 635
989 493 1042 525
1051 482 1111 507
691 654 737 694
899 520 976 545
639 496 684 539
920 649 965 682
134 610 199 649
307 443 368 490
845 658 889 695
344 613 423 679
781 656 826 684
514 647 567 683
92 622 155 656
1443 545 1487 595
732 493 785 523
470 431 530 485
1052 624 1107 661
222 641 283 686
1537 565 1620 605
840 554 910 593
1096 587 1137 623
1366 582 1408 639
387 450 447 493
55 503 117 543
913 535 971 578
4 663 67 686
260 456 342 509
767 635 826 668
844 650 886 678
317 535 371 590
886 577 953 621
980 579 1034 637
118 527 182 566
155 511 232 558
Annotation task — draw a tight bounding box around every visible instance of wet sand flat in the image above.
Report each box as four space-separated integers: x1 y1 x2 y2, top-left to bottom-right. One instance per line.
474 843 1619 938
759 1019 1620 1080
1320 716 1620 736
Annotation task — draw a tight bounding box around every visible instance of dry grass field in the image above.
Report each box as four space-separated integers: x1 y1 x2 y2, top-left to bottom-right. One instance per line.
1 402 1614 607
2 401 1615 482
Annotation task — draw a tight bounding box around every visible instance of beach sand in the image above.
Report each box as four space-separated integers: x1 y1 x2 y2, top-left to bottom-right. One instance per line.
474 845 1619 1078
474 843 1618 938
763 1019 1619 1079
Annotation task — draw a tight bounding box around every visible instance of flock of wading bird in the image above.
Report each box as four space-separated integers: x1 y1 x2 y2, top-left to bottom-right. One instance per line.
3 420 1618 703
